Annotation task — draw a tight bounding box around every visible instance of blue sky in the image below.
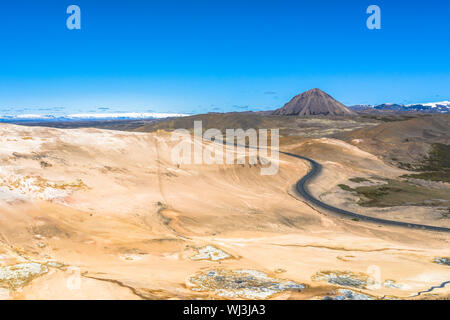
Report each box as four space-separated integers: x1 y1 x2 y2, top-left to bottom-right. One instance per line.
0 0 449 115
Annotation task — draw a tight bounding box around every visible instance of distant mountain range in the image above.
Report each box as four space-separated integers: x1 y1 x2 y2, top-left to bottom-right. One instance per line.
1 93 449 123
0 112 189 122
270 88 450 117
349 101 450 113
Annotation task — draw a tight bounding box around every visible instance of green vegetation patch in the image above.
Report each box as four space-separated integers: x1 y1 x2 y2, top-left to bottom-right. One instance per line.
402 143 450 183
339 178 450 208
338 184 355 192
354 179 449 207
348 177 371 183
440 207 450 218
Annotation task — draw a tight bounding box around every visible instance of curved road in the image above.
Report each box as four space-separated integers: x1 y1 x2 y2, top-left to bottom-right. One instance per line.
216 139 450 233
281 151 450 233
410 281 450 297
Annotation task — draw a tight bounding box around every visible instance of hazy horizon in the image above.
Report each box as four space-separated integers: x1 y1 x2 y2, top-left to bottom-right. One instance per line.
1 0 450 115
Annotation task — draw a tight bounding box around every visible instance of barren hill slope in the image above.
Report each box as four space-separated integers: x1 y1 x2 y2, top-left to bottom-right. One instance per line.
0 123 448 299
335 114 450 167
272 88 357 116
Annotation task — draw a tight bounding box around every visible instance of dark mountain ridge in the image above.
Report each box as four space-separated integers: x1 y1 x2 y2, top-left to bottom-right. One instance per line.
272 88 357 116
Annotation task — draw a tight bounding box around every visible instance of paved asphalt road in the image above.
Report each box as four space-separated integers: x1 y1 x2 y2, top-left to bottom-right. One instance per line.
281 151 450 233
411 280 450 297
217 139 450 233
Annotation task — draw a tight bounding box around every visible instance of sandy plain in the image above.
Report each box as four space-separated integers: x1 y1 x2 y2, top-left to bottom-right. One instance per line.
0 123 448 300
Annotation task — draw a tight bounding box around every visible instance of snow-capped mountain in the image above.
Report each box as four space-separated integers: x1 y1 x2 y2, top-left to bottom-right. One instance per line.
349 101 450 113
346 104 374 111
0 112 189 122
415 101 450 108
